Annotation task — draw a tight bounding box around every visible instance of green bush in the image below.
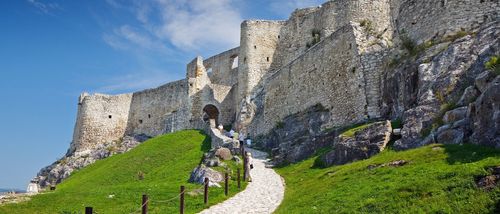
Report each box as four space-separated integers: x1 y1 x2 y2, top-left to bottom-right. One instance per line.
485 56 500 75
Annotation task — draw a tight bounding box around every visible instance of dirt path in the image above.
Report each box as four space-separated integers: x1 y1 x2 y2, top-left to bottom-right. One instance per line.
199 148 285 214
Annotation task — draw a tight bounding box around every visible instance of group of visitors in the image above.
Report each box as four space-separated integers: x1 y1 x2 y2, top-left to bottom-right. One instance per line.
216 124 254 182
217 124 252 146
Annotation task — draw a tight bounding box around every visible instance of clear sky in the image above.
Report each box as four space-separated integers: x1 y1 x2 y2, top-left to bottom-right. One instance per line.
0 0 324 190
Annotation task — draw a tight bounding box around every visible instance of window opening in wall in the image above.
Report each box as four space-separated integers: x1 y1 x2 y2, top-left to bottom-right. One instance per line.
266 57 270 62
148 114 151 119
244 57 247 63
230 55 239 69
108 115 112 119
278 35 280 39
254 45 257 49
190 83 193 87
139 120 143 124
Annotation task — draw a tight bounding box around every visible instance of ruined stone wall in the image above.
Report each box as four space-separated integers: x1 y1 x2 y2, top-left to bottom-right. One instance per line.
396 0 499 43
69 93 132 154
237 20 285 106
125 80 189 137
204 48 240 126
270 0 393 72
249 25 368 136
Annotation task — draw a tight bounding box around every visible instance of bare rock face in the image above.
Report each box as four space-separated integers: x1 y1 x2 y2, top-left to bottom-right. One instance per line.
470 75 500 147
436 129 464 144
189 165 224 187
457 86 479 107
384 21 499 150
443 107 468 124
255 104 334 165
36 134 149 188
394 106 438 150
322 121 392 166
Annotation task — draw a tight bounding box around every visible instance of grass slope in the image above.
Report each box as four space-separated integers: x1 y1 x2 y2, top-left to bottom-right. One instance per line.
0 130 244 214
276 144 500 213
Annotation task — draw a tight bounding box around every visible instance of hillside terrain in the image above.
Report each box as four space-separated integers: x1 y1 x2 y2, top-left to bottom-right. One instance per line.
275 144 500 213
0 130 244 214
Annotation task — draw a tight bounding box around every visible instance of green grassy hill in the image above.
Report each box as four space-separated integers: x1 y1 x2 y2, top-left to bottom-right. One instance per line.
275 144 500 213
0 130 243 214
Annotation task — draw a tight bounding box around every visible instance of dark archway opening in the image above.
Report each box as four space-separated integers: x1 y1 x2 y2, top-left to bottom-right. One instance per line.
203 104 219 128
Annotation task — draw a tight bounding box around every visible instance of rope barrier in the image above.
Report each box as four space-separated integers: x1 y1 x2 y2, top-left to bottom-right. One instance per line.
129 179 210 212
129 197 149 214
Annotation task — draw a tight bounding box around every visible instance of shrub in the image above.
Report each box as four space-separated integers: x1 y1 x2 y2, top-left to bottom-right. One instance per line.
485 56 500 75
276 121 285 129
306 29 321 48
360 19 374 34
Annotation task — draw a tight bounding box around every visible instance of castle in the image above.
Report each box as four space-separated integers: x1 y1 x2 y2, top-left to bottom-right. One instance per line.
69 0 499 156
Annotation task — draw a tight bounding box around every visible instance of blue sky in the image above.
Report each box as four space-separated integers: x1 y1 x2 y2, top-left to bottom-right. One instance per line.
0 0 324 190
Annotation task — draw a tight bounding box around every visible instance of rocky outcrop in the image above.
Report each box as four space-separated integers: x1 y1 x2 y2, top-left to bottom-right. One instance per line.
189 165 224 187
253 104 336 165
470 75 500 147
36 134 149 188
321 121 392 166
384 21 499 150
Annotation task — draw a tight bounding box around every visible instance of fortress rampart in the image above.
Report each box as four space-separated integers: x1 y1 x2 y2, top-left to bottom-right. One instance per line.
68 0 499 153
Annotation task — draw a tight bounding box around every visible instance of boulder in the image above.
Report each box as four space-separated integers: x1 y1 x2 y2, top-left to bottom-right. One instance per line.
457 86 479 106
470 76 500 147
215 148 233 160
474 71 496 93
436 129 464 144
189 165 223 187
232 156 242 165
442 107 468 124
203 157 220 167
394 105 439 150
323 121 392 166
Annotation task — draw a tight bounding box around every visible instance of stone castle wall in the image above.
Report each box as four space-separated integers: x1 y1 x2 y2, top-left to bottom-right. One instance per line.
70 93 132 154
68 0 500 153
396 0 499 43
248 24 368 136
125 79 190 137
237 20 285 106
204 47 240 126
272 0 393 70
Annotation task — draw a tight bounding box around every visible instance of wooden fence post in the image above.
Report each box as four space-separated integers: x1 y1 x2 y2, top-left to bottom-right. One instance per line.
243 152 247 181
85 207 93 214
224 172 228 196
180 186 185 214
142 194 148 214
204 178 209 205
237 168 241 189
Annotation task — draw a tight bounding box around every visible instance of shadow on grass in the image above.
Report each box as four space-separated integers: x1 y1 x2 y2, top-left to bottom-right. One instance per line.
196 130 212 152
443 144 500 165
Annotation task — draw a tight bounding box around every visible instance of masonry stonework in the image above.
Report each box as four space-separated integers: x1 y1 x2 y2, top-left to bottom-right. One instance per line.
67 0 499 154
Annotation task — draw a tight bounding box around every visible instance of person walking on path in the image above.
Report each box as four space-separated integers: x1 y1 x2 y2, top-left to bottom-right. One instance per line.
245 152 253 182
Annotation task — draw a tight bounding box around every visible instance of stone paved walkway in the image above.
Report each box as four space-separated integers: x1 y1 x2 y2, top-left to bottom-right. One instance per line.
199 148 285 214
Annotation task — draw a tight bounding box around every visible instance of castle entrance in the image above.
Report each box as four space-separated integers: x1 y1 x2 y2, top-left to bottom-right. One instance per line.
202 104 219 128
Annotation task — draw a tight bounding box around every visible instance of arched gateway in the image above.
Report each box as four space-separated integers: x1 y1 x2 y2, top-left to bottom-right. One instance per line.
202 104 219 128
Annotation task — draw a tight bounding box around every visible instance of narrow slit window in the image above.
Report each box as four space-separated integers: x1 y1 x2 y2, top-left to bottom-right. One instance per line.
139 120 143 124
108 115 112 119
148 114 151 119
266 57 270 62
